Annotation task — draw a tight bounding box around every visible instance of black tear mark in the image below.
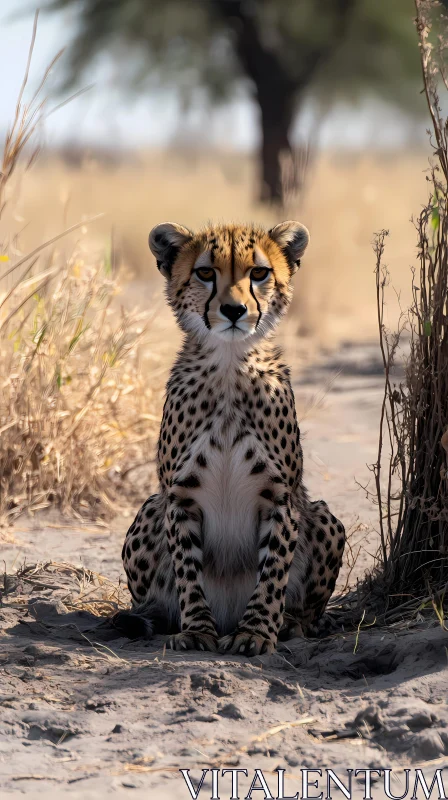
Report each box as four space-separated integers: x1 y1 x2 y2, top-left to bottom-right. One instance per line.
203 272 217 330
250 279 262 329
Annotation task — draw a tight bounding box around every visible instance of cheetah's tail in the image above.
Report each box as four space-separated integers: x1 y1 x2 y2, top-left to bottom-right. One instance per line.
112 598 173 640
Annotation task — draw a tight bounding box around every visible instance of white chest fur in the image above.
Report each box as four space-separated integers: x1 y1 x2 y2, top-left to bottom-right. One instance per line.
190 420 266 633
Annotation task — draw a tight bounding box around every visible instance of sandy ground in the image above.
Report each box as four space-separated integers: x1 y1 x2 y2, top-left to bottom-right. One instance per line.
1 338 447 798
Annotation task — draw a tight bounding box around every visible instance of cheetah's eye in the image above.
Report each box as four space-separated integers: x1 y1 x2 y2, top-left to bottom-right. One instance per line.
195 267 215 283
251 267 271 283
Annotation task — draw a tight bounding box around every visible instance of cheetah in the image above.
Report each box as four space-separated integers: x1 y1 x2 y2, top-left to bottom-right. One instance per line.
115 220 345 656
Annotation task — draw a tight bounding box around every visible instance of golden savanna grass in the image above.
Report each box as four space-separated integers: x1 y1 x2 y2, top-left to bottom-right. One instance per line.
0 28 163 525
0 15 431 527
1 144 430 525
0 247 162 523
7 146 430 346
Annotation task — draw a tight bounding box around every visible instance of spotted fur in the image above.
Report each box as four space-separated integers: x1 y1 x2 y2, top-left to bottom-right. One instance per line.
116 221 345 656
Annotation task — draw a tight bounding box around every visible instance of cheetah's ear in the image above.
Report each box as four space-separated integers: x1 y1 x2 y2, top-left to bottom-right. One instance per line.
268 220 310 274
149 222 193 279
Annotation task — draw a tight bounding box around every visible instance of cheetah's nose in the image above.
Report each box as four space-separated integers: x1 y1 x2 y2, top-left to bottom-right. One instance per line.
220 303 247 324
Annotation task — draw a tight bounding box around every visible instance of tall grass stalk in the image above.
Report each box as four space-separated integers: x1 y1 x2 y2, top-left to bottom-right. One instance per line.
0 15 160 524
370 0 448 611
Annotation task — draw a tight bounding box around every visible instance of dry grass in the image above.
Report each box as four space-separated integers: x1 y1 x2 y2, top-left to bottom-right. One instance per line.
3 148 430 347
0 19 162 526
3 140 432 529
0 560 128 616
0 12 435 551
319 1 448 634
0 245 161 523
363 0 448 621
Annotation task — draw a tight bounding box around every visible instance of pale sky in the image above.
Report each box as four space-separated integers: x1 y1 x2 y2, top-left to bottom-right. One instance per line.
0 0 426 151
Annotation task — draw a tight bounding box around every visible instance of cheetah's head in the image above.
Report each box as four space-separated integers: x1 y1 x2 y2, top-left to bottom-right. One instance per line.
149 221 309 343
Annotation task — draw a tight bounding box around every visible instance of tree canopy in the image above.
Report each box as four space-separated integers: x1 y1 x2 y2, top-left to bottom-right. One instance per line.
43 0 422 203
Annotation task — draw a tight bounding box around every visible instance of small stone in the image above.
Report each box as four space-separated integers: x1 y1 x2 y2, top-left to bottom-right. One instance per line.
111 724 126 734
85 697 111 712
27 598 68 620
218 703 245 720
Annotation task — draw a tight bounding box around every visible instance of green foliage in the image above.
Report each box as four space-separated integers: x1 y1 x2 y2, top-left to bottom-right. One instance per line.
45 0 239 102
43 0 422 111
316 0 422 109
38 0 426 202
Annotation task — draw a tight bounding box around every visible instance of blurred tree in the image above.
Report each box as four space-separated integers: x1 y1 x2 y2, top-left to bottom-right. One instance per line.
44 0 420 204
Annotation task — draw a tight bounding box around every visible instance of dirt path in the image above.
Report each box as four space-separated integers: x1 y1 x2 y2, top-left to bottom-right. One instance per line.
1 342 447 798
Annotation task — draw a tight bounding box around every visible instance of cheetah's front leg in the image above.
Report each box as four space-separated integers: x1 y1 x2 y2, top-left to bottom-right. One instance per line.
165 493 219 652
219 490 298 656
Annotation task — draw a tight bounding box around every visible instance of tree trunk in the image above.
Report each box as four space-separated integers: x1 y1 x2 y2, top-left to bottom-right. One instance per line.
214 0 357 205
258 90 294 204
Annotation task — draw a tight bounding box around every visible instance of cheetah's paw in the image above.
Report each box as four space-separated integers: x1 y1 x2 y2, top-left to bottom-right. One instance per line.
218 631 275 657
167 631 218 653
